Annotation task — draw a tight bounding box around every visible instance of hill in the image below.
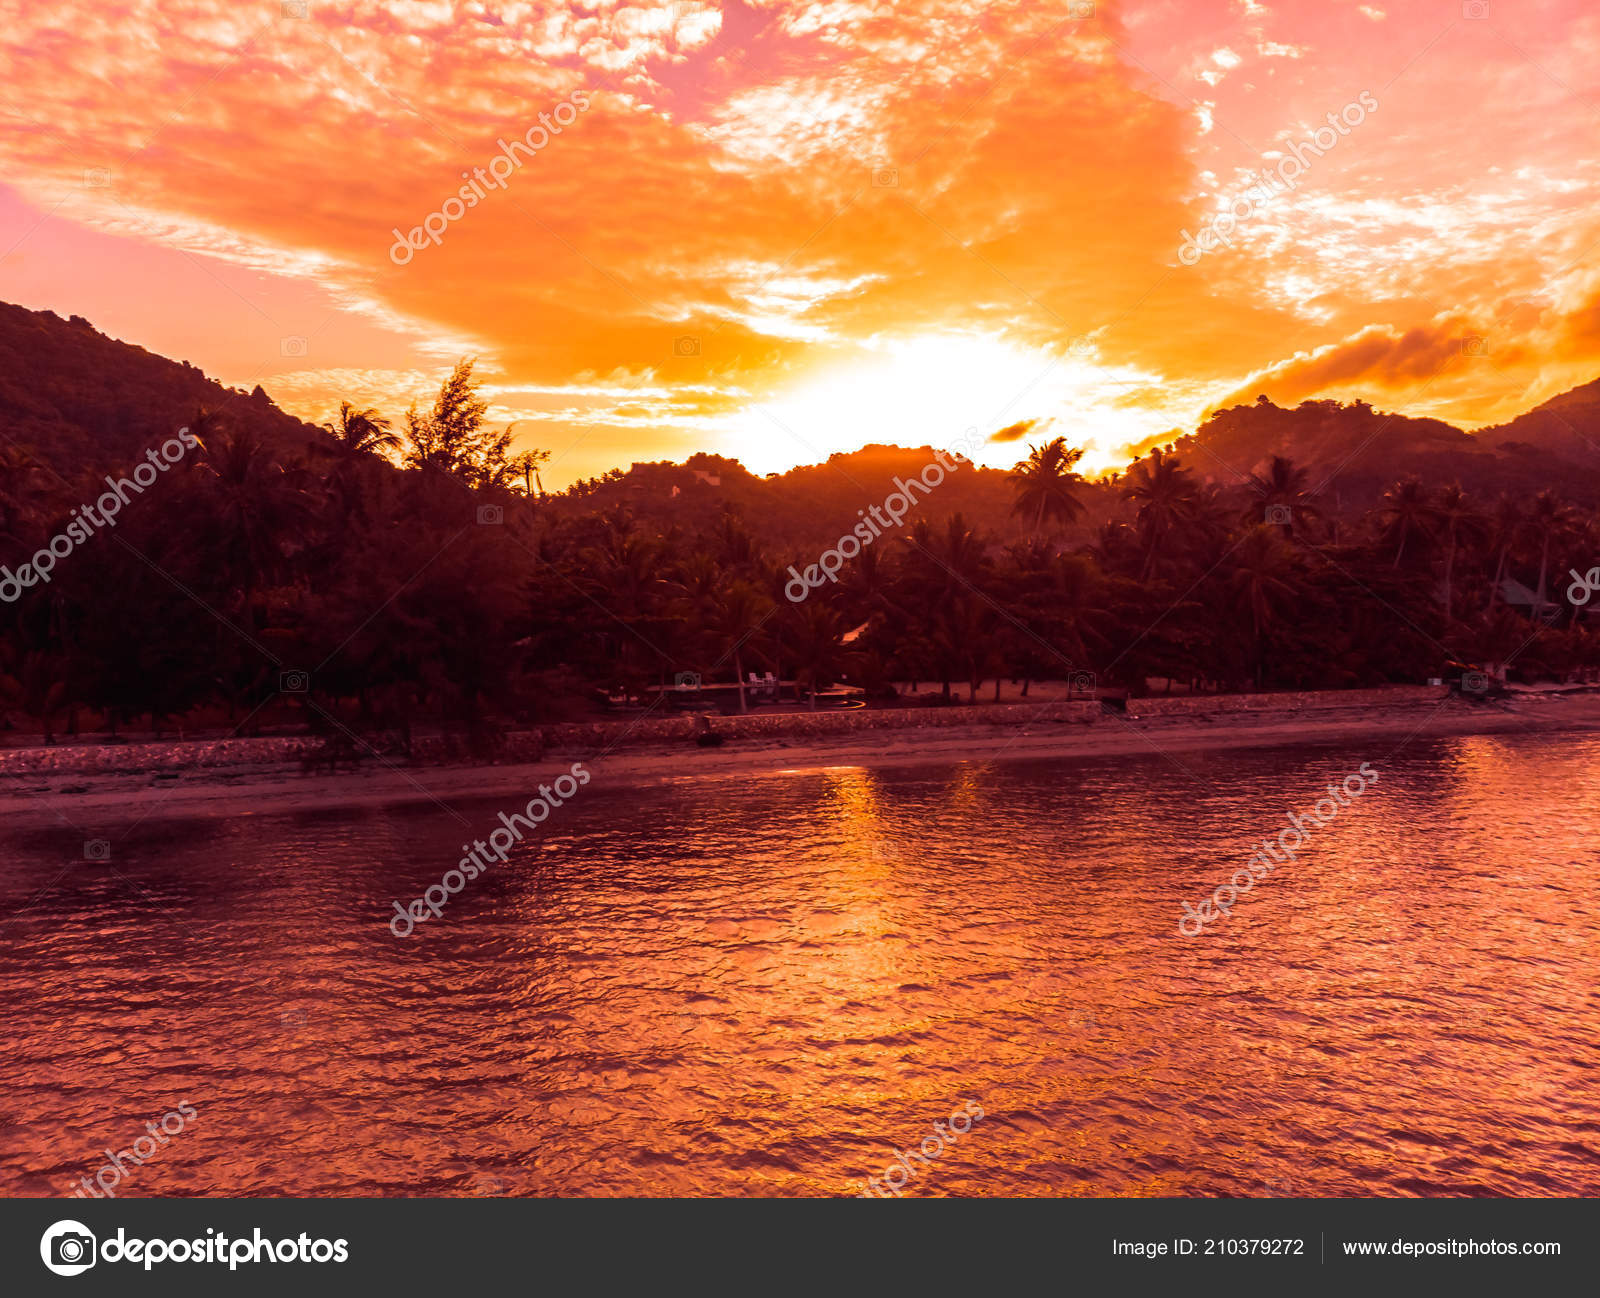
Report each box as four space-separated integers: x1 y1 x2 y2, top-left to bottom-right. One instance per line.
1472 376 1600 465
6 296 1600 536
543 445 1123 551
0 301 328 484
1170 391 1600 512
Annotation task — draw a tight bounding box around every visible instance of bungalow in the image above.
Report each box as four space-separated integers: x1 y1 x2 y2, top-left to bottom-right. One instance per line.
1499 577 1561 624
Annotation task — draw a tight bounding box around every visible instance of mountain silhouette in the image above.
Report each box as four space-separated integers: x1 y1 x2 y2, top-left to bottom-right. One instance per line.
0 300 327 478
5 298 1600 525
1168 390 1600 508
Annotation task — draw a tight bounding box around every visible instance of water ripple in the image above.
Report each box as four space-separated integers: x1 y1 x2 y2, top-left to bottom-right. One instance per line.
3 732 1599 1196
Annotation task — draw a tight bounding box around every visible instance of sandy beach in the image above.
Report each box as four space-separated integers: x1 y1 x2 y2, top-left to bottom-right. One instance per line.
4 688 1596 826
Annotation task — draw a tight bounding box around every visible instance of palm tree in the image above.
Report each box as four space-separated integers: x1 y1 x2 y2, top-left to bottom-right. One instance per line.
316 403 399 525
577 521 671 692
788 602 850 709
1224 525 1300 687
1088 519 1142 577
705 579 770 714
897 515 994 698
841 541 908 618
323 402 400 459
1007 437 1087 537
1526 490 1578 604
1484 495 1526 610
190 426 321 614
1244 455 1322 537
903 513 992 594
1434 485 1487 617
1376 478 1439 566
1123 448 1200 579
1008 548 1104 696
712 509 763 575
667 549 722 610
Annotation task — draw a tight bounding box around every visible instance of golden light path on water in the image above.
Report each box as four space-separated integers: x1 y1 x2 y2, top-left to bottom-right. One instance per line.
2 732 1598 1197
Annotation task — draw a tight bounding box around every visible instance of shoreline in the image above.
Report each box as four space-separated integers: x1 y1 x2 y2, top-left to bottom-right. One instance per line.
3 690 1596 826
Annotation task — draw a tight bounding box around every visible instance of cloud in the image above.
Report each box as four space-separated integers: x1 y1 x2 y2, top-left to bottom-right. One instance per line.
988 418 1044 443
1113 427 1183 462
1 0 1599 483
1209 319 1476 410
8 5 1191 406
1206 315 1547 415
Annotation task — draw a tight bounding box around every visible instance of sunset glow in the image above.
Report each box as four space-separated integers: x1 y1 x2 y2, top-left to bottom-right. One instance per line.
9 0 1600 1242
3 0 1598 486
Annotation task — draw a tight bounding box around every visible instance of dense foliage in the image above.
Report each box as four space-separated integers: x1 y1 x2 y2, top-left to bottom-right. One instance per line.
4 349 1599 746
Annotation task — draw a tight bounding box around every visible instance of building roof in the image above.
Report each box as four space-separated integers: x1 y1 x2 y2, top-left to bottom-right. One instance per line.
1499 576 1559 610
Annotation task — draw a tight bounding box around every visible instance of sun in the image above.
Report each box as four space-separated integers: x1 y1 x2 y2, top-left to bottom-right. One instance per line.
717 332 1172 478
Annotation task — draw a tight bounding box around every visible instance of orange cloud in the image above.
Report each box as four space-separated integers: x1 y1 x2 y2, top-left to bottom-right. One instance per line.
0 1 1597 482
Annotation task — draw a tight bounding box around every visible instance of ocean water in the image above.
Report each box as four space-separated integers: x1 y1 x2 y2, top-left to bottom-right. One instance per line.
3 731 1598 1197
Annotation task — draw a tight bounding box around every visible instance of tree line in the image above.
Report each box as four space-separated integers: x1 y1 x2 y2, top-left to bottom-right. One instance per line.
2 360 1598 746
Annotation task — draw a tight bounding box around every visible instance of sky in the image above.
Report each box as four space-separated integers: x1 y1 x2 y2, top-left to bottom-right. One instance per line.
2 0 1598 487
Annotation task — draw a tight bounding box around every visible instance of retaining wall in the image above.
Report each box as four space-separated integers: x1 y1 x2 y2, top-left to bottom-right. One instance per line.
0 685 1447 777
